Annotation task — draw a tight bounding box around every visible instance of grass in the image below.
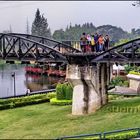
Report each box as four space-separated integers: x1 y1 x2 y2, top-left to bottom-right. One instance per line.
0 97 140 139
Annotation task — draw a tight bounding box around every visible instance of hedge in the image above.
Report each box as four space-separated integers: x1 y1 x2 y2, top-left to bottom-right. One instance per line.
56 83 65 100
83 131 138 139
50 98 72 106
56 83 73 100
46 92 56 99
105 131 138 139
129 70 140 75
0 92 56 110
65 84 73 100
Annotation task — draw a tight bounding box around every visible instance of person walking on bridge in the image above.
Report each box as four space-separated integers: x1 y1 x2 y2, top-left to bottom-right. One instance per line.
80 32 87 53
90 34 95 52
86 34 92 52
104 34 110 51
98 34 104 52
94 33 99 52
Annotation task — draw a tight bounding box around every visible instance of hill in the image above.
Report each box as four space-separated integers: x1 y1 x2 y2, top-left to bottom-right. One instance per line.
52 23 139 44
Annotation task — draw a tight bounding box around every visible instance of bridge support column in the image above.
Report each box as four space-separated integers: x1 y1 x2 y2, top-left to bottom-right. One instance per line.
66 63 108 115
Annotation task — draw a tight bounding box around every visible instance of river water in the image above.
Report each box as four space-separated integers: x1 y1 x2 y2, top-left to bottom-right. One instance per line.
0 63 65 98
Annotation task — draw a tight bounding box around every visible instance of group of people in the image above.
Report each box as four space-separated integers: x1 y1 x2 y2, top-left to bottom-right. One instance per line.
80 32 110 53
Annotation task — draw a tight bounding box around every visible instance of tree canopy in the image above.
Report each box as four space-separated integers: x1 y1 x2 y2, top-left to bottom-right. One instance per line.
31 8 51 38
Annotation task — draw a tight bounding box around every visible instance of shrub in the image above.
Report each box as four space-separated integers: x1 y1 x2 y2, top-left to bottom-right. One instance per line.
129 71 140 75
56 83 73 100
124 65 134 74
56 83 65 100
50 98 72 106
110 76 124 86
123 81 129 87
62 83 67 99
110 76 129 87
46 92 56 99
0 93 50 110
65 84 73 100
83 131 138 139
105 131 138 139
108 95 121 101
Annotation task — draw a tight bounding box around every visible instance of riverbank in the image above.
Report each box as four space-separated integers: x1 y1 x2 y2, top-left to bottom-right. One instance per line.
0 97 140 139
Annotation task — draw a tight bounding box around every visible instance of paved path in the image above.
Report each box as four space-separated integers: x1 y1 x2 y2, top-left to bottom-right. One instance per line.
108 86 139 96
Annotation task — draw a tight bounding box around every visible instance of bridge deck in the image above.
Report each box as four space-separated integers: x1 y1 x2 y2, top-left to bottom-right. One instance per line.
65 52 97 56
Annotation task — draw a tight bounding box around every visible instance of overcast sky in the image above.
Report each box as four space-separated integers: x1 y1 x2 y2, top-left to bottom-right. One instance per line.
0 1 139 34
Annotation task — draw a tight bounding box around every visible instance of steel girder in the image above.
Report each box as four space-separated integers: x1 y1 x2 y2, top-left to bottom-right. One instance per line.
5 33 80 54
0 33 67 63
91 38 140 63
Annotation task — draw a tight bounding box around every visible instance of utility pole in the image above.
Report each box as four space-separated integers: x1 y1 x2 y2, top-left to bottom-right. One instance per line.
11 72 16 97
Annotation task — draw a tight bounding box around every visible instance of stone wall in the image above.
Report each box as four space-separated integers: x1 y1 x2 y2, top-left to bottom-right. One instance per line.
127 74 140 93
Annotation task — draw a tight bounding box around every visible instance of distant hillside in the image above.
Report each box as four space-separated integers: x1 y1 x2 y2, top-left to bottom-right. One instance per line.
52 22 140 44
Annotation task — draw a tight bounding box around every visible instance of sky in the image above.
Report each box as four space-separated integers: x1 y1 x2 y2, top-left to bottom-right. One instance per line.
0 1 139 34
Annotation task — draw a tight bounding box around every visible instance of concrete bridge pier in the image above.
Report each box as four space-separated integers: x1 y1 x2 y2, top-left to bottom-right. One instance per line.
66 63 109 115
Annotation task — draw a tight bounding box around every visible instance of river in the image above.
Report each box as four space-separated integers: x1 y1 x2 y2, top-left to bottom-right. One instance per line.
0 63 65 98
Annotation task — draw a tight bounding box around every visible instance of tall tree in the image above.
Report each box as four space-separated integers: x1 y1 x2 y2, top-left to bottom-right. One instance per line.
31 8 51 37
41 14 51 37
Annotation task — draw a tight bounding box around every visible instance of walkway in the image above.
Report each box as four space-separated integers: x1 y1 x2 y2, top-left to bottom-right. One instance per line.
108 86 138 96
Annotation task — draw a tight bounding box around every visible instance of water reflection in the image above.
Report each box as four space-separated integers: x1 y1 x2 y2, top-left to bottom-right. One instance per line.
0 64 65 98
25 73 64 91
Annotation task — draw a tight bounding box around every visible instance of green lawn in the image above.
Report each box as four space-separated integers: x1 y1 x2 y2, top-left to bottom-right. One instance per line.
0 97 140 139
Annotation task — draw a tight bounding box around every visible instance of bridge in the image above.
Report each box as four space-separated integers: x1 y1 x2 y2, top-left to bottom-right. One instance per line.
1 33 140 63
0 33 79 64
1 33 140 115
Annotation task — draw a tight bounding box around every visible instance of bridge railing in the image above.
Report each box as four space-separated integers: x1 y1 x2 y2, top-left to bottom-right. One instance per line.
57 127 140 139
62 40 81 51
0 89 56 99
57 132 102 140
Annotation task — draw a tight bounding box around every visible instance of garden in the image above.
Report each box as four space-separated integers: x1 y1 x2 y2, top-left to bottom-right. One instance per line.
0 67 140 139
0 95 140 139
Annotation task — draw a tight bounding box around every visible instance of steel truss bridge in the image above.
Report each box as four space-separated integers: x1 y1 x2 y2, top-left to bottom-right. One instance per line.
0 33 80 64
0 33 140 64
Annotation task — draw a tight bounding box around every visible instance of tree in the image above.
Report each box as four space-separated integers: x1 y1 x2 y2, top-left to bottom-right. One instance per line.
53 29 65 40
40 14 51 38
31 8 51 37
